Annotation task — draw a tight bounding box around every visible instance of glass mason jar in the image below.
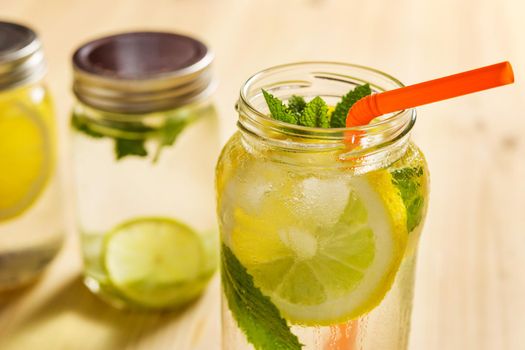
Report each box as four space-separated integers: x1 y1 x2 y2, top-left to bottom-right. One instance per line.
0 22 63 291
216 62 429 350
71 32 220 309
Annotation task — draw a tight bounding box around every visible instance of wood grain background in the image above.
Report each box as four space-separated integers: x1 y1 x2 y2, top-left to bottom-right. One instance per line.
0 0 524 349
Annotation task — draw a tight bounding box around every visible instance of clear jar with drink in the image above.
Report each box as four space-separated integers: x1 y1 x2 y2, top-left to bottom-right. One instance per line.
0 21 63 291
71 32 220 309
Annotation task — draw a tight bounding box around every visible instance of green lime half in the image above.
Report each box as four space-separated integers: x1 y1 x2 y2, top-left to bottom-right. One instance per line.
103 217 213 308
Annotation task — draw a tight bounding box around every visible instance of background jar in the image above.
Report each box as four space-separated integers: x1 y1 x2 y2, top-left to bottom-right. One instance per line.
71 32 220 309
0 21 63 290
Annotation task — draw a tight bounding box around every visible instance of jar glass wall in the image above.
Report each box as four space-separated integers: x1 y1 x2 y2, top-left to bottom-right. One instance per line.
216 62 429 350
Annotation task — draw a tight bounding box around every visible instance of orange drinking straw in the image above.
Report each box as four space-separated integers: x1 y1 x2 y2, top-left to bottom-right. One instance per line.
346 61 514 127
325 321 359 350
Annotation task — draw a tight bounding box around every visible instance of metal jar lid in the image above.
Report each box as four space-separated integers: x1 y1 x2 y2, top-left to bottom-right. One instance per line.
0 21 46 91
72 31 215 114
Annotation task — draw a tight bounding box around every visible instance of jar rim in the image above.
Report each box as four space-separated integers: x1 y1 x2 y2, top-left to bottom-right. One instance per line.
238 61 414 137
236 61 416 171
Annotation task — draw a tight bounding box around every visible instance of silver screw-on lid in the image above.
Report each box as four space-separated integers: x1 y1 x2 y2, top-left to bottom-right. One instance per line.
72 31 215 114
0 21 46 91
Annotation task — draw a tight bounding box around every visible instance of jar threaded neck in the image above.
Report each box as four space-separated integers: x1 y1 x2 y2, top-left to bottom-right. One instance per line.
0 21 46 91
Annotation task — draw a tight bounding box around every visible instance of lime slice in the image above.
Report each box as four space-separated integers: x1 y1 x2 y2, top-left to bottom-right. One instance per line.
228 170 407 325
103 217 213 308
0 99 52 221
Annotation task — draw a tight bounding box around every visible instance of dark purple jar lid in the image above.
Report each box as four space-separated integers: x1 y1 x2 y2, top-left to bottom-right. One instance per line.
72 31 214 113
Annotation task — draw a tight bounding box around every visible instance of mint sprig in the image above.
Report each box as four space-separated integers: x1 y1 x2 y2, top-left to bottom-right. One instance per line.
287 95 306 117
72 113 188 162
115 138 148 159
262 84 371 128
71 115 104 139
330 84 372 128
112 121 154 160
262 90 298 125
152 117 188 162
391 166 425 232
222 244 302 350
299 96 329 128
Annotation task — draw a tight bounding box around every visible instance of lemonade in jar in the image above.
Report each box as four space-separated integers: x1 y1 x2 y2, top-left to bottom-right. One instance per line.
216 62 429 349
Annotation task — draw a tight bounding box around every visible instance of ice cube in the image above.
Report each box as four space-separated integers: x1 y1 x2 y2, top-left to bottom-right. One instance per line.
233 160 286 215
238 178 271 214
279 227 319 259
292 177 350 227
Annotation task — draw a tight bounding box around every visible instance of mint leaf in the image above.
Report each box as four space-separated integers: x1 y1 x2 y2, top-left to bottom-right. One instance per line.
391 166 425 232
299 96 328 128
330 84 372 128
287 95 306 117
112 122 153 160
153 117 188 162
261 85 371 128
318 107 332 128
72 112 192 162
72 115 153 160
222 244 302 350
71 114 104 138
115 138 147 159
162 118 187 146
262 90 298 124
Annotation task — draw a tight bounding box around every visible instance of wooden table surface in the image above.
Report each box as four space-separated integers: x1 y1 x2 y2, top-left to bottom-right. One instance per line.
1 0 524 349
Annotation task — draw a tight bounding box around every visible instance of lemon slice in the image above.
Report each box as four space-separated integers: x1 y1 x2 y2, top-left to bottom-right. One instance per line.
103 217 214 308
229 170 407 325
0 100 51 221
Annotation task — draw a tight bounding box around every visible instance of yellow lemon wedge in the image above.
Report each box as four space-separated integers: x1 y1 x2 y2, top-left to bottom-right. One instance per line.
0 97 52 221
228 169 407 326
